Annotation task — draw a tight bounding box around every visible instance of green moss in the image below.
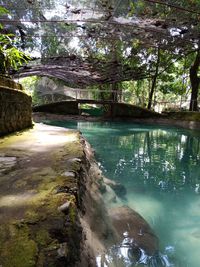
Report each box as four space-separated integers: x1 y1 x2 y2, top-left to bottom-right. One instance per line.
69 202 77 224
0 225 8 253
48 192 68 208
38 175 76 192
35 229 52 246
0 225 38 267
25 210 46 224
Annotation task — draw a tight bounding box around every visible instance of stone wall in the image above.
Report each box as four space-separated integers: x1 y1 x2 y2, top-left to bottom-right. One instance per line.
0 86 32 136
0 75 23 91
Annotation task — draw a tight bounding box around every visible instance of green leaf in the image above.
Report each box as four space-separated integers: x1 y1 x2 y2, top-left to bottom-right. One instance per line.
0 6 9 15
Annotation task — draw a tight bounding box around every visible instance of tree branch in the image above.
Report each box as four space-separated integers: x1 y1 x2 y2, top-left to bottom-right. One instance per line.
144 0 200 15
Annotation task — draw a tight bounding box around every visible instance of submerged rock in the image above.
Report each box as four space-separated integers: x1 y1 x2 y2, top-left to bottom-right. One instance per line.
96 206 175 267
109 206 159 255
96 232 149 266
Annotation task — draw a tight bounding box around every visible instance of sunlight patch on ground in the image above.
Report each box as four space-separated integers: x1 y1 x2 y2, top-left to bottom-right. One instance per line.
35 131 77 146
0 192 36 207
0 124 79 154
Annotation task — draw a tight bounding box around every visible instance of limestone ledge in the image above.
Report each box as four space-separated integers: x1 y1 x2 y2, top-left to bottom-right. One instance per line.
0 124 88 267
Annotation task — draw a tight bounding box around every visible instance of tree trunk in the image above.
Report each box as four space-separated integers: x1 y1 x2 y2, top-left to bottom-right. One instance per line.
148 48 160 110
0 52 6 74
110 41 121 102
189 50 200 111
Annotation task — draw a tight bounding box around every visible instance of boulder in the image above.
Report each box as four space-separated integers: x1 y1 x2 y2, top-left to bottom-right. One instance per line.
109 206 159 255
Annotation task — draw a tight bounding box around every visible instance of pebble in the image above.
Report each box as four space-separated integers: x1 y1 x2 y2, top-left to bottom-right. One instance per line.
58 201 71 213
67 158 81 163
57 242 68 257
62 171 75 178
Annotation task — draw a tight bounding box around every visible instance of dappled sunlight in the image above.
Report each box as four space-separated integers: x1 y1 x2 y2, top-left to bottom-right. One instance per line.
0 188 54 209
0 192 36 208
0 123 79 154
0 123 79 218
32 124 78 147
34 131 77 147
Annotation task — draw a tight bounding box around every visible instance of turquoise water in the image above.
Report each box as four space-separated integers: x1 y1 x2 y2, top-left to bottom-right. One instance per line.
46 121 200 266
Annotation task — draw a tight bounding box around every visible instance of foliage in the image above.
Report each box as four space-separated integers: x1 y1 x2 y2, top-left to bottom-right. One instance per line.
2 0 200 110
20 76 39 94
0 6 30 75
20 76 42 105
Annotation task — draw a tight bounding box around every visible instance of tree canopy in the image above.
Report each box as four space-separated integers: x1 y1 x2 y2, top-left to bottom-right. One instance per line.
0 0 200 110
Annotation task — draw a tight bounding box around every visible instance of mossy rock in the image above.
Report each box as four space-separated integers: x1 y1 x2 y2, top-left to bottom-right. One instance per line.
35 229 53 246
0 225 38 267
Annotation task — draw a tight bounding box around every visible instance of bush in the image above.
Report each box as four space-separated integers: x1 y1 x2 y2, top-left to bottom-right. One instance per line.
0 6 30 75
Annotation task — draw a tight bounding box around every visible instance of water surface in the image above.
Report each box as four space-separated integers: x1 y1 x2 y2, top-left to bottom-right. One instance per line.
45 121 200 266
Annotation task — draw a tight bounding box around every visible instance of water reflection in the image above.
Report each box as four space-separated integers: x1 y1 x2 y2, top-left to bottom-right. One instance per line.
90 127 200 195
